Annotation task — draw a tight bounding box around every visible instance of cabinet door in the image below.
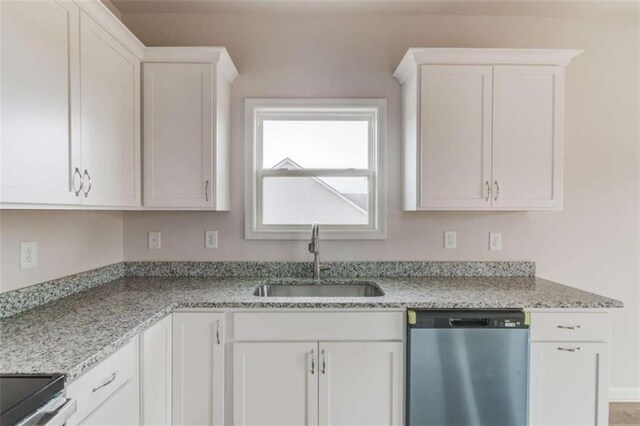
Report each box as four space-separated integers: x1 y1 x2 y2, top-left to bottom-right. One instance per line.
1 0 81 205
233 342 319 426
493 66 563 209
319 342 403 426
173 313 224 426
419 65 493 209
79 379 139 426
529 342 609 425
143 63 214 208
79 12 140 207
141 315 172 425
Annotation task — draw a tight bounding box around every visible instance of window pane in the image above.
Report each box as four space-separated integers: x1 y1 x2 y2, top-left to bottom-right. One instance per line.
262 176 369 225
262 120 369 169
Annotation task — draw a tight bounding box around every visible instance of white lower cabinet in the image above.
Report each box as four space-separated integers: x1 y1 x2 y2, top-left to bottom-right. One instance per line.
230 311 405 426
233 342 319 425
172 312 225 426
232 341 403 426
79 378 139 425
529 342 608 426
319 342 403 426
66 339 139 426
140 315 172 425
528 311 610 426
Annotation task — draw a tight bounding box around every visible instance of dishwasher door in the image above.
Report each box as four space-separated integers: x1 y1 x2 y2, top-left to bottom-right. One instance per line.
407 311 529 426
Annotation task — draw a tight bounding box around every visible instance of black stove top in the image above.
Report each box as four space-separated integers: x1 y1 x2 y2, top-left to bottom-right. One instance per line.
0 374 64 425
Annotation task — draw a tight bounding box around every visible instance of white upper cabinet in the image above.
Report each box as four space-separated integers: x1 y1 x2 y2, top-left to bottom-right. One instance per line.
80 11 141 207
142 48 239 210
1 0 144 209
1 0 81 205
493 66 563 209
395 48 581 211
419 65 493 209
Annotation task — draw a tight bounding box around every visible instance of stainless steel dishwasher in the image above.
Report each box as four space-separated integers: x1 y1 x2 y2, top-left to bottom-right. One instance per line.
407 310 529 426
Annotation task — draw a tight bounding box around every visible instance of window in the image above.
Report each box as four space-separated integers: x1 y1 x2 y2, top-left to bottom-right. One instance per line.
245 99 386 239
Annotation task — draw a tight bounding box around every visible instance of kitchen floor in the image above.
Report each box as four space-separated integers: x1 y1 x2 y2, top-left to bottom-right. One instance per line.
611 402 640 425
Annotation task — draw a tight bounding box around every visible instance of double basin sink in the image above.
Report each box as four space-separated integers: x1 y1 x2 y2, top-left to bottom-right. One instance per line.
254 279 384 298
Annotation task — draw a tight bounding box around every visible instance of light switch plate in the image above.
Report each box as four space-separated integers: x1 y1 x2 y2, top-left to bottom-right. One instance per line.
205 231 218 249
489 232 502 251
148 232 161 250
20 241 38 269
444 231 457 249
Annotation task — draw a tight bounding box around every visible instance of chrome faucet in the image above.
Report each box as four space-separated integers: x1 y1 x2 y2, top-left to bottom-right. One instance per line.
308 222 320 280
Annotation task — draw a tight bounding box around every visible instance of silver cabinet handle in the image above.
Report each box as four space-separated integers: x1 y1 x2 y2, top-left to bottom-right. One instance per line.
92 371 117 392
216 320 221 345
205 180 209 202
494 180 500 201
310 349 315 375
484 181 490 202
321 349 326 375
82 169 92 197
73 167 83 196
558 347 582 352
557 325 582 330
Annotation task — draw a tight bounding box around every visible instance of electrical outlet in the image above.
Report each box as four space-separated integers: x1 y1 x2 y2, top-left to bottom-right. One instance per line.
148 232 161 250
205 231 218 249
20 242 38 269
444 231 457 249
489 232 502 251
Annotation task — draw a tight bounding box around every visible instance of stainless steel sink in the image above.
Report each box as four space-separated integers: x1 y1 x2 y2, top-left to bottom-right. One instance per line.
253 280 384 297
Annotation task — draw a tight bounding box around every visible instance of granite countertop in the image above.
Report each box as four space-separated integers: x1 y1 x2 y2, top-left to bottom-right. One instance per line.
0 275 622 383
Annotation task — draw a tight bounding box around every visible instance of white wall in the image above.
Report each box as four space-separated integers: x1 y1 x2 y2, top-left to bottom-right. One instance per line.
120 6 639 398
0 211 124 292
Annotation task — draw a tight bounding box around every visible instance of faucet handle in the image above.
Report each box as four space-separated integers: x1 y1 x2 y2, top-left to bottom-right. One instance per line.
308 241 315 253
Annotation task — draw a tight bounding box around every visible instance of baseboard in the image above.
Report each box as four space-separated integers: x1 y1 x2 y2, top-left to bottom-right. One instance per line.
610 387 640 402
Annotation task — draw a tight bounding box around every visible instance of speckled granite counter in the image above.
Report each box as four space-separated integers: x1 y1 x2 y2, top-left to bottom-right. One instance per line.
0 275 621 383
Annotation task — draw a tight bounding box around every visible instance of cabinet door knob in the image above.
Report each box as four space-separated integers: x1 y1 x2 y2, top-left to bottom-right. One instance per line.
310 349 315 375
73 167 83 196
485 181 490 202
205 180 209 202
557 346 582 352
557 325 582 330
321 349 326 375
216 320 221 345
494 180 500 201
83 169 92 198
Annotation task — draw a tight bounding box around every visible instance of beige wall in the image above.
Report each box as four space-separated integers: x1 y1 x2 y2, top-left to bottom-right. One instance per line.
0 211 124 292
120 6 639 397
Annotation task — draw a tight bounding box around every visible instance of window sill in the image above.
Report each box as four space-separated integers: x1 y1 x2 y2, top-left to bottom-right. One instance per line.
244 227 387 240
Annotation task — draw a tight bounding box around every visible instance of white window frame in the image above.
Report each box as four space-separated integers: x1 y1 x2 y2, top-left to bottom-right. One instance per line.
244 98 387 240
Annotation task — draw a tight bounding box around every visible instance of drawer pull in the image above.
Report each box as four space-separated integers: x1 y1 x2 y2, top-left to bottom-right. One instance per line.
558 346 582 352
92 371 118 393
557 325 582 330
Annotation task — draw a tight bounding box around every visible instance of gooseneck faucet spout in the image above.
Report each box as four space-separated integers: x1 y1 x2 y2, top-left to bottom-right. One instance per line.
308 222 320 280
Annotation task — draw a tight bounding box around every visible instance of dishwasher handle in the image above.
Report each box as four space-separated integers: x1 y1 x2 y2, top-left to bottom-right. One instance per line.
449 318 491 327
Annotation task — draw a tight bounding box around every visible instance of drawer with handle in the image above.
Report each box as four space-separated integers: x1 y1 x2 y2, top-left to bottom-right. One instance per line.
65 339 137 425
529 312 609 342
